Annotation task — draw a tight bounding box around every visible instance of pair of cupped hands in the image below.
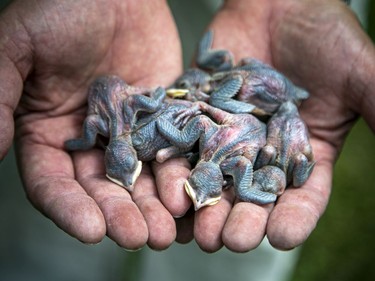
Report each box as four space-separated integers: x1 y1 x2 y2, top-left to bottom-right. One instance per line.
0 0 374 252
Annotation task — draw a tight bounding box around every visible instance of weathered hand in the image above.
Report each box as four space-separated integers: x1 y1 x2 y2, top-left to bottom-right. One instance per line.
0 0 184 250
167 0 375 252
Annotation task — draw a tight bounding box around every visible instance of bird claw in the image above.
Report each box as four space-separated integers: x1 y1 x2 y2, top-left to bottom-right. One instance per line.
174 105 201 126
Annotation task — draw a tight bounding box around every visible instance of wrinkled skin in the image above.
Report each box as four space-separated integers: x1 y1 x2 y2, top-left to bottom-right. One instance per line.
131 99 197 161
208 58 310 115
156 101 278 210
65 75 195 191
64 75 151 191
251 165 286 197
0 0 186 251
169 68 212 102
170 32 309 116
255 101 315 187
1 0 375 254
166 0 375 253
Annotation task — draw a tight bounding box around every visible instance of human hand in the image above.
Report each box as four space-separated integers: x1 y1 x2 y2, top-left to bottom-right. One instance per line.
166 0 375 252
0 0 185 250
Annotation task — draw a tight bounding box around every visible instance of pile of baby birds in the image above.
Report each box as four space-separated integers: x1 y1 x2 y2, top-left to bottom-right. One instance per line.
65 31 315 210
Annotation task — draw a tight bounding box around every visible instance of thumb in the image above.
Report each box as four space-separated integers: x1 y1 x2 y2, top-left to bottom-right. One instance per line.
0 56 23 160
0 4 33 160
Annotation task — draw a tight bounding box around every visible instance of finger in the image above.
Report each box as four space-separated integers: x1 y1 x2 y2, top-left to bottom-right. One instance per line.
222 200 273 253
132 164 176 250
16 141 106 244
73 149 149 250
194 189 235 252
152 158 192 217
266 140 333 250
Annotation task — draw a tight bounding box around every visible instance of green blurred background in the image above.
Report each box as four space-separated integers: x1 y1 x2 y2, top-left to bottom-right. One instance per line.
0 0 374 280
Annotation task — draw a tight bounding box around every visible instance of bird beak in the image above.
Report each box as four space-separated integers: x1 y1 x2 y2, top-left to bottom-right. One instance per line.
106 161 142 193
106 174 128 188
195 196 222 211
132 161 143 187
184 180 221 211
184 180 197 205
166 88 189 98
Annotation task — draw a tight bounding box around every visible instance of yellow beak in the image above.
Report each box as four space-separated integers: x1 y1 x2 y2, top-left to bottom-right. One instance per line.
166 88 189 98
